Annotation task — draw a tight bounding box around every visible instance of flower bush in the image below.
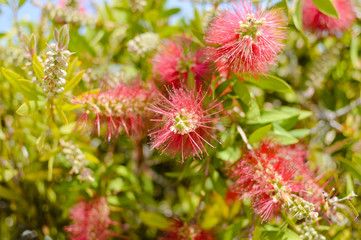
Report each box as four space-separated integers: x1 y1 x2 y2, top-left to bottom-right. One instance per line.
0 0 360 239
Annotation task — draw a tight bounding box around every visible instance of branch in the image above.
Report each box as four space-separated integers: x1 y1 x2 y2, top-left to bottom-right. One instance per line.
237 125 253 150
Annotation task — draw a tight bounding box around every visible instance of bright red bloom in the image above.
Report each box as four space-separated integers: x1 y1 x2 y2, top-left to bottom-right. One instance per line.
161 220 214 240
302 0 355 35
228 140 306 222
151 39 210 88
204 1 287 75
72 82 157 140
278 144 325 205
65 197 114 240
149 88 222 161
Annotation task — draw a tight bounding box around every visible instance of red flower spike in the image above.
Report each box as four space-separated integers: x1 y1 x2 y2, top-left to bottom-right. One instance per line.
65 197 115 240
228 140 308 222
160 220 214 240
149 87 222 162
204 1 287 75
303 0 355 35
151 39 210 89
72 82 157 140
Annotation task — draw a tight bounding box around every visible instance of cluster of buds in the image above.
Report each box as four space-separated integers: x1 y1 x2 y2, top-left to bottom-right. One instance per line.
237 13 266 40
42 25 71 99
128 0 147 13
72 81 157 140
60 140 94 182
65 197 115 240
0 46 25 67
285 195 318 222
128 32 160 56
297 222 326 240
43 1 96 26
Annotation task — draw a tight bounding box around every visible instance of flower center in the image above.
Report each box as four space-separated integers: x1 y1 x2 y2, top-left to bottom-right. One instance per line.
237 14 265 40
170 108 199 135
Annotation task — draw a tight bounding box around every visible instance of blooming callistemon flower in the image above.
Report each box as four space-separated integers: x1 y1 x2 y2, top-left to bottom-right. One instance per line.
65 197 114 240
204 1 287 75
149 88 222 161
302 0 355 35
228 140 319 222
160 220 214 240
278 144 325 206
72 81 157 140
151 39 210 88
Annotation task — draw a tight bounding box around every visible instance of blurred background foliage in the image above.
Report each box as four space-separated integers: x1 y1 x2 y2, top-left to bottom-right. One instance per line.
0 0 360 239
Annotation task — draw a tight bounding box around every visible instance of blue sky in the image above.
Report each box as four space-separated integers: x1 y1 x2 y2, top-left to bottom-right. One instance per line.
0 0 210 33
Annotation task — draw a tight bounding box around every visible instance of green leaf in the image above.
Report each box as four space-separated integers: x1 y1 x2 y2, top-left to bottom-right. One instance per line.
289 129 310 139
312 0 339 18
217 219 248 240
55 105 68 125
351 37 361 69
244 74 293 93
160 8 180 18
36 131 46 151
84 152 100 164
260 225 301 240
248 109 295 124
271 123 298 145
0 185 20 201
338 157 361 181
18 79 44 100
215 78 231 97
233 81 251 106
32 54 44 81
249 124 272 143
59 123 76 135
245 100 260 122
1 67 24 91
40 148 62 161
64 70 85 93
139 211 171 229
16 100 46 116
190 8 206 45
217 147 241 162
18 0 26 8
292 0 303 31
279 107 312 120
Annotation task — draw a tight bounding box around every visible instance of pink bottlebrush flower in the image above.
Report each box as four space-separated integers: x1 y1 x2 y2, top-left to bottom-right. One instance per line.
302 0 355 35
151 39 210 88
65 197 114 240
72 81 157 140
160 220 214 240
228 140 306 222
149 87 222 161
204 1 287 75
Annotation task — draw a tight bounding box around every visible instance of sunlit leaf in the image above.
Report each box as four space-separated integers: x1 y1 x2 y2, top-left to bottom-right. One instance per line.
312 0 339 18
